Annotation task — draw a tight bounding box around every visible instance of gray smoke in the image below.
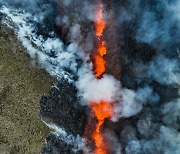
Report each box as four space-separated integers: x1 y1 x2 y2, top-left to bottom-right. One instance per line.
113 0 180 153
0 0 180 153
116 0 180 50
149 55 180 86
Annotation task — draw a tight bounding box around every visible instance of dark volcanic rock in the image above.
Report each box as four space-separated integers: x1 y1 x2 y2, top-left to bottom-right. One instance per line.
42 133 82 154
40 79 87 136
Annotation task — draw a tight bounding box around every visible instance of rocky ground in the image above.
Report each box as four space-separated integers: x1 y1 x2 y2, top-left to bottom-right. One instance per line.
0 23 56 153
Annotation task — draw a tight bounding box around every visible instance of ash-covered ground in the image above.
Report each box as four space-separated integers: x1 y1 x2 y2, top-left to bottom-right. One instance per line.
0 0 180 154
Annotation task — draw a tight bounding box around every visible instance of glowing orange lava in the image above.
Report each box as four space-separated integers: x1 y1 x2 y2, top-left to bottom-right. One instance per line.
95 3 106 37
94 54 106 78
93 3 107 78
90 101 114 154
83 1 114 154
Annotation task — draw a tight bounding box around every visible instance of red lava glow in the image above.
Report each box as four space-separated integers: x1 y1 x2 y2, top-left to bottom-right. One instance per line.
93 3 107 78
83 1 114 154
95 3 106 38
90 101 114 154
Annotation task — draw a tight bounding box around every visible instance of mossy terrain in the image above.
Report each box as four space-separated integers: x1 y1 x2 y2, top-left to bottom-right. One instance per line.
0 23 56 153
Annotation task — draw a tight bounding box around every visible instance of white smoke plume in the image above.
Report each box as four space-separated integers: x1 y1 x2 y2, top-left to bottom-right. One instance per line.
0 5 81 82
0 0 175 120
0 0 180 153
76 70 121 105
111 86 159 121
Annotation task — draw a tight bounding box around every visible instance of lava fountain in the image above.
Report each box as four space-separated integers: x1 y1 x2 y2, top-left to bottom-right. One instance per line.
84 1 114 154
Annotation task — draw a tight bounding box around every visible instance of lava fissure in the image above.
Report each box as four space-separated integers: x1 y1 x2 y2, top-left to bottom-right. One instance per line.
93 2 107 78
84 1 114 154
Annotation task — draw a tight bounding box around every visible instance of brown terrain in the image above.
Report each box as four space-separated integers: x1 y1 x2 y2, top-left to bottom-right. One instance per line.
0 23 56 154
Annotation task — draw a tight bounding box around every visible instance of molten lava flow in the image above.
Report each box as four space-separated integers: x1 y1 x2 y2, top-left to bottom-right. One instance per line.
83 1 114 154
94 54 106 78
93 3 107 78
90 101 114 154
95 3 106 38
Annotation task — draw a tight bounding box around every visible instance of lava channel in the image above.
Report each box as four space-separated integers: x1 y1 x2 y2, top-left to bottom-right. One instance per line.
83 1 114 154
